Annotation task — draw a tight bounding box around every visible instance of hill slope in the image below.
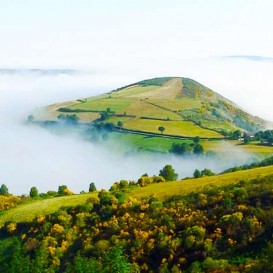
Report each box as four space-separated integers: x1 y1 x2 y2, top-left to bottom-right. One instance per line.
40 77 268 138
1 166 273 272
1 165 273 226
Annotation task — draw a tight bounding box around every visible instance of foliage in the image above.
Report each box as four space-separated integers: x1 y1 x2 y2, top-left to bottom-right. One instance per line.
201 168 215 176
193 143 204 154
193 169 202 178
117 121 123 128
159 164 178 181
255 130 273 145
100 111 110 121
170 142 192 155
0 195 21 212
231 129 242 140
57 185 73 196
0 184 9 196
223 155 273 174
170 142 205 156
57 114 79 125
137 176 165 187
158 126 165 134
30 187 39 198
89 182 97 192
1 174 273 271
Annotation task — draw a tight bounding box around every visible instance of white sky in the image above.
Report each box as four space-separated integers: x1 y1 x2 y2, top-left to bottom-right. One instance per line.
0 0 272 64
0 0 273 120
1 0 273 118
0 1 271 63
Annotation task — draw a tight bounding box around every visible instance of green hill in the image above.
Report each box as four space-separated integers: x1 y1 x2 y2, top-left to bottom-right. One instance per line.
1 165 273 226
33 77 273 156
41 77 267 135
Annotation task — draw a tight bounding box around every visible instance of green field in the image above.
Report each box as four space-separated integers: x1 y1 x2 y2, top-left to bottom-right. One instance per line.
202 139 273 157
121 118 223 138
69 98 132 113
0 193 97 227
1 165 273 226
130 165 273 200
109 131 193 152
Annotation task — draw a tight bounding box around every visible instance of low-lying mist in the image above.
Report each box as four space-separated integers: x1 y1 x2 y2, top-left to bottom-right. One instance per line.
0 71 265 195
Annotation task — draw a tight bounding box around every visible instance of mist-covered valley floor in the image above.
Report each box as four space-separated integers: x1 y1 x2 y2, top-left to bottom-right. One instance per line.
0 69 269 195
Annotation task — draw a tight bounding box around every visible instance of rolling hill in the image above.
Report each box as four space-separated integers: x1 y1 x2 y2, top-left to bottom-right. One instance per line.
40 77 268 136
1 165 273 226
32 77 273 156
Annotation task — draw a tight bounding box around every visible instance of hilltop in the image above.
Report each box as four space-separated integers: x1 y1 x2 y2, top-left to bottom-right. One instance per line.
41 77 267 134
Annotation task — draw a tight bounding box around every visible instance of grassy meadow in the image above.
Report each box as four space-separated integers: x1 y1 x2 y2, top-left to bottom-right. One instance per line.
1 165 273 226
0 193 97 227
130 165 273 200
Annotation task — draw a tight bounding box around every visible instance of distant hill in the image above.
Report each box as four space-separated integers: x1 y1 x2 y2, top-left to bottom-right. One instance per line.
40 77 269 139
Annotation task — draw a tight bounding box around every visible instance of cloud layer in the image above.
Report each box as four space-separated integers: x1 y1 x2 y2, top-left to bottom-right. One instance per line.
0 71 264 195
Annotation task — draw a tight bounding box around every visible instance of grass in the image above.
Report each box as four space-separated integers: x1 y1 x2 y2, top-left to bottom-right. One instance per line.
69 98 132 113
237 142 273 155
129 165 273 201
112 85 159 98
150 98 202 112
109 131 193 152
202 139 273 156
123 119 223 138
0 193 97 227
1 166 273 226
120 101 182 120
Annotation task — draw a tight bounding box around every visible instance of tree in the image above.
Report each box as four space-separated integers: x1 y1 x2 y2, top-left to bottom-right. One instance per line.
0 184 9 195
158 126 165 134
193 144 204 155
243 132 251 144
117 121 123 129
100 111 109 121
193 169 202 178
57 114 79 124
231 130 242 140
268 135 273 145
68 114 79 124
201 168 215 176
30 187 39 198
170 143 191 155
193 136 200 144
103 245 132 272
159 165 178 181
89 182 97 192
58 185 68 195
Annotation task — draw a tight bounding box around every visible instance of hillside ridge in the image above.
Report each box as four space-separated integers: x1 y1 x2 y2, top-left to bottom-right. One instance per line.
38 76 268 135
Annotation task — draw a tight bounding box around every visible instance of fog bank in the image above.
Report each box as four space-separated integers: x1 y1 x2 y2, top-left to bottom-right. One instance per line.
0 68 269 195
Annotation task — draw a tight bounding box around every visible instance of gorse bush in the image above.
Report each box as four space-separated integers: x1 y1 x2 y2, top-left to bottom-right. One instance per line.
1 174 273 272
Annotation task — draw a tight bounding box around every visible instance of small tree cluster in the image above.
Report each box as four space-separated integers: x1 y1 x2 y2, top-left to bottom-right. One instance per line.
193 168 215 178
137 176 165 187
58 185 74 196
57 114 79 124
159 165 178 181
170 139 204 156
